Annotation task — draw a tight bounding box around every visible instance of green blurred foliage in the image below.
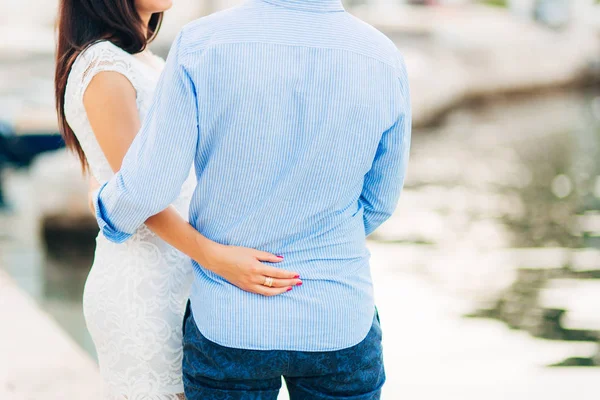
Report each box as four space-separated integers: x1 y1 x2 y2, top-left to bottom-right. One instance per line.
480 0 508 7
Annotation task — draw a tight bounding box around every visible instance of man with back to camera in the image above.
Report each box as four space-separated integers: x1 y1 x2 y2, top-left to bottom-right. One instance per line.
93 0 412 398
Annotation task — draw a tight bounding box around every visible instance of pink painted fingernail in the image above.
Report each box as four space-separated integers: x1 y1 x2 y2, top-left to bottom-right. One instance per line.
286 287 293 292
296 281 303 286
277 255 284 259
294 275 300 279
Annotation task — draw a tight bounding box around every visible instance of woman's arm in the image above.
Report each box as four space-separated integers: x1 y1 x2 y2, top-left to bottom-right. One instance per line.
83 71 301 296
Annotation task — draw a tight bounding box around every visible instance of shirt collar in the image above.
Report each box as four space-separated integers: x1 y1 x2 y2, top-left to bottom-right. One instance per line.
258 0 345 12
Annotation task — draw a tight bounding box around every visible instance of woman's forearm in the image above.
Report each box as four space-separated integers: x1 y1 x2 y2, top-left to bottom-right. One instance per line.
145 206 215 267
88 178 205 258
110 203 301 296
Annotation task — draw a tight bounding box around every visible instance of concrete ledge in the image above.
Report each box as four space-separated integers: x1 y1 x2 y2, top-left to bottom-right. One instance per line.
0 269 103 400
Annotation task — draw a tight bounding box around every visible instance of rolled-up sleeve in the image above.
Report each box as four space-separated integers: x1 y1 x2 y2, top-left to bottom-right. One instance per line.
93 30 198 243
93 184 131 243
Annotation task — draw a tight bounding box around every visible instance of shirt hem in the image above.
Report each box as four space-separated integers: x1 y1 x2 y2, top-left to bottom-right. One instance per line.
189 299 375 352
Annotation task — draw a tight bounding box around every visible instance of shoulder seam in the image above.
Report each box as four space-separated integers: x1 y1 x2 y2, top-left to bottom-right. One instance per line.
179 40 401 72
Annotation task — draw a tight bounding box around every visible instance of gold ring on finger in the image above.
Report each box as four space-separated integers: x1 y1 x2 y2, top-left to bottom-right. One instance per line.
263 276 274 287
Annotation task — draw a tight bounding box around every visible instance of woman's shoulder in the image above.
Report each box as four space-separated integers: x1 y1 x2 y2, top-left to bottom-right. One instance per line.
65 41 139 117
73 41 134 76
67 41 137 95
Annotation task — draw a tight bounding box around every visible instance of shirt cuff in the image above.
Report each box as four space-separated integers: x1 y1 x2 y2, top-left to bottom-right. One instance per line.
93 183 133 244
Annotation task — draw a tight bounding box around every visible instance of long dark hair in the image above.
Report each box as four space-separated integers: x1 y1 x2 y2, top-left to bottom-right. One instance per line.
55 0 163 170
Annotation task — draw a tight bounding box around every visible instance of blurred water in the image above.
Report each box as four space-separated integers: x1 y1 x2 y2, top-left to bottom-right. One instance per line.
0 231 98 358
376 89 600 320
1 88 600 370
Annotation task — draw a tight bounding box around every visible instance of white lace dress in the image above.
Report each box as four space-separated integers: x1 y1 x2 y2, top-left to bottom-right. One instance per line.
64 41 195 399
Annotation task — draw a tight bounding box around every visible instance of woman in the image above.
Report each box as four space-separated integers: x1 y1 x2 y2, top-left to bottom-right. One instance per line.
54 0 302 398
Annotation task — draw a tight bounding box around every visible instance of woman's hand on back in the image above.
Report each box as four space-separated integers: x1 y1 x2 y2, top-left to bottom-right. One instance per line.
197 241 302 297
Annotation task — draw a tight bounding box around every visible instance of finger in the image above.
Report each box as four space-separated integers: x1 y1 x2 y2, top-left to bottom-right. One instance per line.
254 250 284 263
253 285 293 297
257 264 300 279
269 278 302 288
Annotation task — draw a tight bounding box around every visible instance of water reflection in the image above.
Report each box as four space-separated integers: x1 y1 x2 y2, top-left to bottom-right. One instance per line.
371 89 600 363
0 237 98 358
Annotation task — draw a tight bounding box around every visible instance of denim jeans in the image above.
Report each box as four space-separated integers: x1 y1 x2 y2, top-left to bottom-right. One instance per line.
182 302 385 400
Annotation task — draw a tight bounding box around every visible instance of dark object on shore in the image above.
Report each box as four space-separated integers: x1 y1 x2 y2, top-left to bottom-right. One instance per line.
0 120 65 208
0 129 65 167
43 214 99 264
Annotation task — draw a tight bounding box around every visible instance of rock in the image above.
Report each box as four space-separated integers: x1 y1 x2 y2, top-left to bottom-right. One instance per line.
353 4 600 127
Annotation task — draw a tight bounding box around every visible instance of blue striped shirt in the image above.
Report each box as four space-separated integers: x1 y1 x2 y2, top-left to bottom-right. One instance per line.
94 0 411 351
